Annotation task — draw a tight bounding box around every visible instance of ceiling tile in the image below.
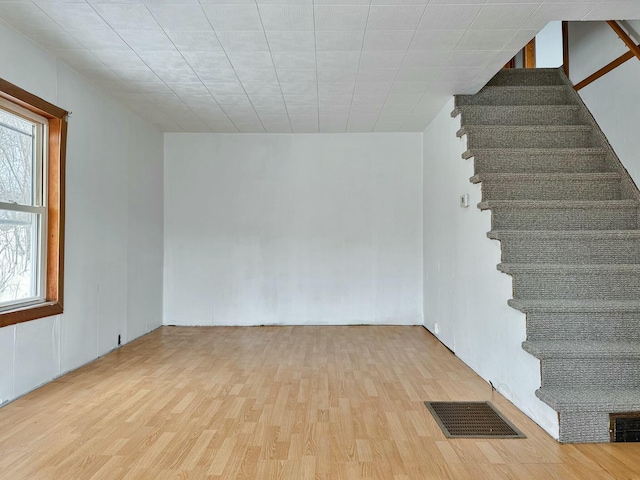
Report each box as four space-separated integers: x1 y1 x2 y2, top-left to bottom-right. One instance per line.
248 95 285 107
584 2 640 20
205 83 246 95
236 68 279 83
227 51 274 70
272 51 316 70
390 81 430 94
314 6 369 31
216 31 269 51
93 48 147 69
357 68 399 82
172 82 210 96
67 28 130 50
317 51 361 70
165 30 221 51
280 82 317 96
354 82 392 96
265 30 315 51
395 65 439 82
367 5 425 30
419 4 483 30
92 4 162 30
315 31 364 51
410 29 465 50
118 29 175 51
317 68 358 83
457 29 516 50
470 4 540 30
243 84 282 95
523 3 597 29
276 69 317 84
258 5 314 31
318 82 354 95
362 30 414 50
283 95 317 106
444 50 499 69
215 94 253 106
359 51 405 69
202 4 262 31
402 50 451 68
36 3 111 31
146 5 212 31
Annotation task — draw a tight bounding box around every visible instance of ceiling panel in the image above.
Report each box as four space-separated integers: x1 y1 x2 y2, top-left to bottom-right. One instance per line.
2 0 636 133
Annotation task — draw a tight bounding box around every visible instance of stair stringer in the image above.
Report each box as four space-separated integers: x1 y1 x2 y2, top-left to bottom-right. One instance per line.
423 97 560 439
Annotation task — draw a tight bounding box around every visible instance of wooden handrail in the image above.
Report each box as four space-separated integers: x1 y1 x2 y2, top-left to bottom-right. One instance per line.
607 20 640 61
573 20 640 91
574 49 637 90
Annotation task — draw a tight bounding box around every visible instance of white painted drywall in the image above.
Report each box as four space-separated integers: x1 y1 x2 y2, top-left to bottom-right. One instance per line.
568 21 640 186
536 21 563 68
0 20 164 406
422 98 559 438
164 133 423 326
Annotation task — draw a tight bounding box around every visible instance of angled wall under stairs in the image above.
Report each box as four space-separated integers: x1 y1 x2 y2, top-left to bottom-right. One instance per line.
453 68 640 443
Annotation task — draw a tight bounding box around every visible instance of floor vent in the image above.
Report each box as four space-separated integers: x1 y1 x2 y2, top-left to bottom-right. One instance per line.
610 413 640 442
424 401 526 439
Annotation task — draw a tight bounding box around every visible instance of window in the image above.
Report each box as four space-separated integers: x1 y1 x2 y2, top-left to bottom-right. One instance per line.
0 78 67 328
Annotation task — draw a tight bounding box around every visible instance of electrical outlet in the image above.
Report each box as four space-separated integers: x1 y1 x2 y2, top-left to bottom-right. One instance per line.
460 194 469 208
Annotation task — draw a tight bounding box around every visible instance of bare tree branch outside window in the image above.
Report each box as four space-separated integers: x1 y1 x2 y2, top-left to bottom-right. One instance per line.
0 109 36 303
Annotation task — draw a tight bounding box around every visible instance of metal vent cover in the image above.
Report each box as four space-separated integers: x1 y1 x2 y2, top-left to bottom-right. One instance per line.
424 401 526 439
610 413 640 442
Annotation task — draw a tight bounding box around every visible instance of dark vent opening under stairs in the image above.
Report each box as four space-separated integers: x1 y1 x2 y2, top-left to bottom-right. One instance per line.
424 401 526 439
611 413 640 442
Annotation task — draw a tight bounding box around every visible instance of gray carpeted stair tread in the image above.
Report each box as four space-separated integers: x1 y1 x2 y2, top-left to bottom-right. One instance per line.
458 125 592 138
535 388 640 412
522 340 640 359
488 230 640 240
462 147 608 160
498 263 640 274
452 105 584 126
508 299 640 313
478 199 638 210
456 86 576 106
472 173 620 184
485 68 566 86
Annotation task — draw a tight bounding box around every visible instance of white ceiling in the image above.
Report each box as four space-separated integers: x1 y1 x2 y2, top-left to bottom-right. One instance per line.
1 1 639 133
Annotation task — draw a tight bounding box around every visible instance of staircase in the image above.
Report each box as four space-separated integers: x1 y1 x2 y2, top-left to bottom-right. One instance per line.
453 68 640 443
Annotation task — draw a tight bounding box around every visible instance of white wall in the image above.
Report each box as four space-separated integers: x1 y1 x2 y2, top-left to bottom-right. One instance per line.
422 99 559 438
536 21 563 68
0 20 164 406
569 21 640 185
164 133 423 326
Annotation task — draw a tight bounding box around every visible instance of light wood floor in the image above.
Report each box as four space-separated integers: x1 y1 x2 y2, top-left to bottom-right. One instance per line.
1 326 639 480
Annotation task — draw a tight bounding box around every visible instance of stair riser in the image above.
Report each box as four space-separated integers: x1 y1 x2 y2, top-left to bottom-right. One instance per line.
541 359 640 389
464 130 596 149
491 208 638 230
558 412 611 443
510 272 640 300
486 70 566 87
459 108 582 126
457 87 574 106
499 239 640 264
481 180 620 201
473 154 607 174
527 313 640 341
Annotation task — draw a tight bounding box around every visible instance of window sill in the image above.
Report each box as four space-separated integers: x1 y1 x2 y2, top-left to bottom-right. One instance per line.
0 302 63 329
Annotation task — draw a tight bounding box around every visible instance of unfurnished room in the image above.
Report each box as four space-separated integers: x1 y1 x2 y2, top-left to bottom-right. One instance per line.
1 1 640 479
